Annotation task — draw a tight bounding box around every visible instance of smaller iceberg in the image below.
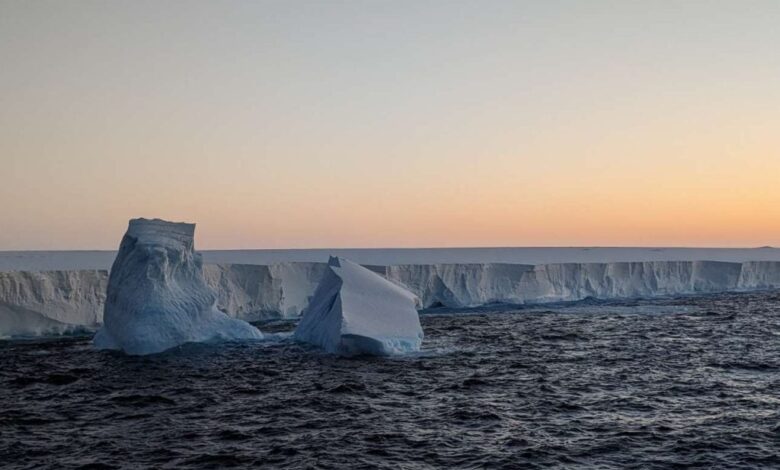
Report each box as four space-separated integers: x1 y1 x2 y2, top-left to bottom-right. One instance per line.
294 257 423 356
94 218 262 355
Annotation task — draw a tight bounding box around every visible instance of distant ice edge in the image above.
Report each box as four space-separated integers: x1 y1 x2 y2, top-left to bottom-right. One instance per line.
2 259 780 336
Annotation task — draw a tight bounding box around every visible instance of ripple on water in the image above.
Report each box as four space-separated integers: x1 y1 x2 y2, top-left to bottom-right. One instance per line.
2 291 780 468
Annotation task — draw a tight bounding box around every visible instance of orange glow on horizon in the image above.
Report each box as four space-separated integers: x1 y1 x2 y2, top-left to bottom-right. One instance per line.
1 2 778 250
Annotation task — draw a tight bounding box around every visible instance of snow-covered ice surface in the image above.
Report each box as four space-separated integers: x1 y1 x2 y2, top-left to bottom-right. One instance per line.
294 257 423 356
93 219 262 355
2 246 780 271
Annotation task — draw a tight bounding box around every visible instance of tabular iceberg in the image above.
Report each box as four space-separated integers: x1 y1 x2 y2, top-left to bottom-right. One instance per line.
202 262 329 320
294 257 423 356
0 270 107 326
0 302 83 338
3 258 780 335
93 218 262 355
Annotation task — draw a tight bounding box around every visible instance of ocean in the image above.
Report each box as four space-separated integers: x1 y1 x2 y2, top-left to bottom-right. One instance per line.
3 291 780 468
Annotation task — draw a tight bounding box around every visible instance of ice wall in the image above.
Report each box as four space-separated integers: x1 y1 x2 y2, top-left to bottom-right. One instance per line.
93 218 262 355
384 263 535 308
380 260 770 307
510 261 744 305
0 302 83 338
736 261 780 290
134 259 780 313
2 259 780 336
0 270 107 326
202 262 328 320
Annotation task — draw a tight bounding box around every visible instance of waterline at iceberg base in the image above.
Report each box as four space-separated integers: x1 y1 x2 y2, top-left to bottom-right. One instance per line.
93 219 262 355
294 257 423 356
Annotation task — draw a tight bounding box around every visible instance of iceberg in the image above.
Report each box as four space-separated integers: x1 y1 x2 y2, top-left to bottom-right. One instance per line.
384 263 535 308
294 257 423 356
0 301 83 338
3 258 780 334
93 218 262 355
0 270 107 326
202 262 329 320
383 260 756 308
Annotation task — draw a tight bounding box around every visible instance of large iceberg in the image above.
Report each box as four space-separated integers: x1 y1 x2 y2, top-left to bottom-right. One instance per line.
385 260 749 308
0 270 107 326
0 302 83 338
202 262 329 320
3 257 780 335
294 257 423 356
93 218 262 355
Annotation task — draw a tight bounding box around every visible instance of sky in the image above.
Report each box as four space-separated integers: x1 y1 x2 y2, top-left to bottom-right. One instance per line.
1 0 779 250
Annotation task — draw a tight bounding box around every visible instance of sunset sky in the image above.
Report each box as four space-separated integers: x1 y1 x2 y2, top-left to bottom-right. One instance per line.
1 0 779 250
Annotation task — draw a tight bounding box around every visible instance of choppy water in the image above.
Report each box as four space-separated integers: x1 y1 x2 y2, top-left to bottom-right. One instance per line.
3 291 780 469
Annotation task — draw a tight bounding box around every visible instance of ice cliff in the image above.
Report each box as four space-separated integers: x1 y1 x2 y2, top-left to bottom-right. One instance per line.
0 302 83 338
0 270 107 326
387 261 748 308
202 263 328 320
294 257 423 355
203 260 780 313
2 258 780 337
93 218 262 355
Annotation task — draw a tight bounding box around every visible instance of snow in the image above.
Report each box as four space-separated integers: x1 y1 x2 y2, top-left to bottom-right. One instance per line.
93 218 262 355
3 247 780 272
294 257 423 356
201 247 780 265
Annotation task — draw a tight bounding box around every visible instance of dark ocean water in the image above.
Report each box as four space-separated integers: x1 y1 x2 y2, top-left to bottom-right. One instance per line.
2 291 780 469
